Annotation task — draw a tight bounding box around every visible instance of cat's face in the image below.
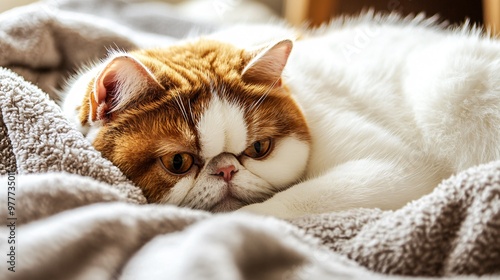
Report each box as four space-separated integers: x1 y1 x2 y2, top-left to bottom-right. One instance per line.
75 39 310 212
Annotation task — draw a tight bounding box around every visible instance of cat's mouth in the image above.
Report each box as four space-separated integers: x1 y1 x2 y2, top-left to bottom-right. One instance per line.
209 192 246 213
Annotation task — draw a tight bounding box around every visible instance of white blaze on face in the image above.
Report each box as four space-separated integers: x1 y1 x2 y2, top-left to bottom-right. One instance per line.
197 96 248 158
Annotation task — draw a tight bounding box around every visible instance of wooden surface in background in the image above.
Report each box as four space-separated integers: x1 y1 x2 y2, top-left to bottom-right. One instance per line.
284 0 498 36
284 0 339 26
484 0 500 35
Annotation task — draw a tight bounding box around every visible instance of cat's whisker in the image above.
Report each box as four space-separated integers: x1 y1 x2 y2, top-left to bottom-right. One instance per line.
249 77 280 114
187 98 195 122
172 95 183 118
179 96 189 122
173 93 189 122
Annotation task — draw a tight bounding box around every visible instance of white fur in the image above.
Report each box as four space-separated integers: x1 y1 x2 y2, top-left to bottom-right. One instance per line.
197 95 248 158
239 15 500 218
244 137 309 188
161 176 194 205
61 66 98 135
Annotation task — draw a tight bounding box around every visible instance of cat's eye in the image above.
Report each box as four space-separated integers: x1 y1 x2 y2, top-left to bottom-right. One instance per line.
244 138 273 159
160 153 194 175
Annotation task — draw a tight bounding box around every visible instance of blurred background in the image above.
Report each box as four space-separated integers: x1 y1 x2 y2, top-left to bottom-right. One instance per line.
0 0 497 33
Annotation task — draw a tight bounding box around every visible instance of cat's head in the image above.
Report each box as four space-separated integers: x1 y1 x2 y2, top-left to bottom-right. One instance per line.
73 39 310 212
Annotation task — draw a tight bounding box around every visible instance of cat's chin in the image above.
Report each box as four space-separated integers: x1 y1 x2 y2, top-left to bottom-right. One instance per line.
210 196 246 213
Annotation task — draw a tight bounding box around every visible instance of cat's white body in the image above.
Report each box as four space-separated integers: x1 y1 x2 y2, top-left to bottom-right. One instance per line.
63 15 500 219
222 17 500 217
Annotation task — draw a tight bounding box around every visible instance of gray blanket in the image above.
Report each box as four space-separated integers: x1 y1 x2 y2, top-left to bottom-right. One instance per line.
0 1 499 279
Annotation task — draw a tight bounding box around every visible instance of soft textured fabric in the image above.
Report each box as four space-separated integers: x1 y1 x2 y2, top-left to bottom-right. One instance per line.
0 1 499 279
293 160 500 276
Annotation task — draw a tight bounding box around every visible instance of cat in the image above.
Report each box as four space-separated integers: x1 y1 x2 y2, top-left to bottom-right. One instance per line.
62 14 500 219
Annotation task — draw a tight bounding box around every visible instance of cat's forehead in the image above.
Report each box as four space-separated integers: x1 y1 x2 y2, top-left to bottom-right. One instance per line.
133 39 250 88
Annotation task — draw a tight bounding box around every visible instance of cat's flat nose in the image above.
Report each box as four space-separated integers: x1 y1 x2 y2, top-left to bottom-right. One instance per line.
215 165 238 182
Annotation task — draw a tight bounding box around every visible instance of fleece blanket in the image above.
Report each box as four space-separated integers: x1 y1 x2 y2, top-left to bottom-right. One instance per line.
0 1 499 279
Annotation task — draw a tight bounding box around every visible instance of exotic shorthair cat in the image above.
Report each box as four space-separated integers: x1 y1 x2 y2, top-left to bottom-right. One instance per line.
62 16 500 218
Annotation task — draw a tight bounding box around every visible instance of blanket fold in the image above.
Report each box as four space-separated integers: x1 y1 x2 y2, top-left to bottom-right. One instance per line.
0 1 499 279
292 160 500 276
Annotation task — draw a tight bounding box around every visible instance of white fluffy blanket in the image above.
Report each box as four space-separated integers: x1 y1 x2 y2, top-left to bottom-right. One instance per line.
0 1 499 279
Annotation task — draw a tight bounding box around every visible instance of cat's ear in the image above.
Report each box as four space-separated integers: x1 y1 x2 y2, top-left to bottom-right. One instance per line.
242 39 292 87
89 54 164 123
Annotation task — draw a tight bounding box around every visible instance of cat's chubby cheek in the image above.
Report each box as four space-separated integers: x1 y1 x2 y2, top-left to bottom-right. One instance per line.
244 137 310 188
